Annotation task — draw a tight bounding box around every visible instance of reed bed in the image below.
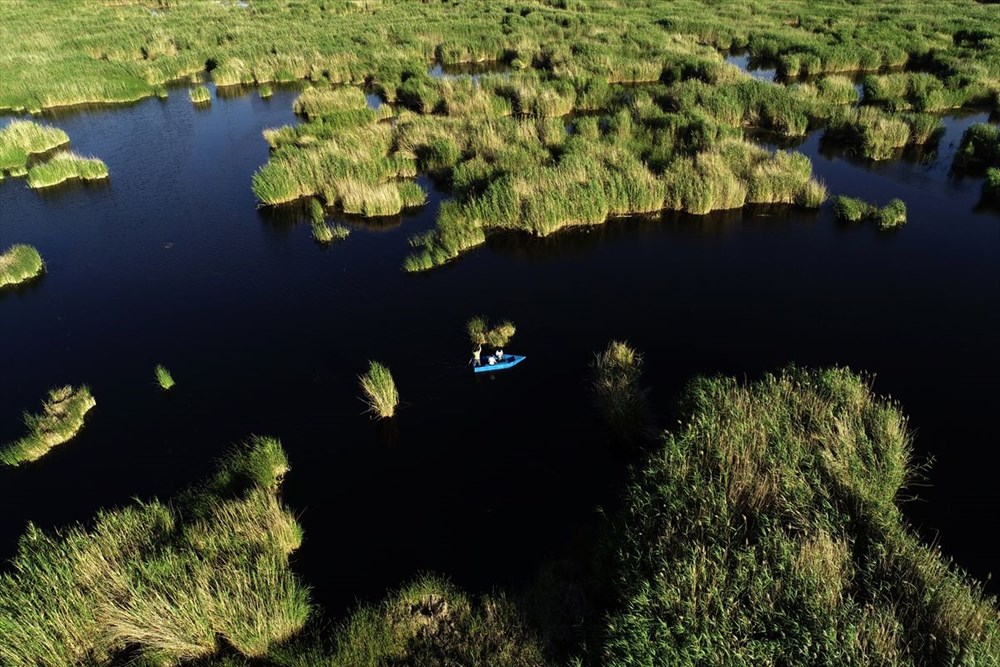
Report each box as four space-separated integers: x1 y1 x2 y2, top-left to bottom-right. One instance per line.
0 386 96 466
154 364 175 390
25 152 109 189
0 120 69 174
358 361 398 419
591 340 652 448
0 244 44 289
292 86 367 118
603 366 1000 665
833 195 907 229
0 437 309 666
955 123 1000 169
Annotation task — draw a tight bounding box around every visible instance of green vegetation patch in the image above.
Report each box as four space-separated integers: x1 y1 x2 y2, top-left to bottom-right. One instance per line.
25 151 109 189
359 360 398 419
0 244 45 289
985 167 1000 201
955 123 1000 169
0 120 69 175
189 85 211 105
833 195 908 229
154 364 175 390
591 340 652 449
602 367 1000 665
0 385 95 466
0 437 308 666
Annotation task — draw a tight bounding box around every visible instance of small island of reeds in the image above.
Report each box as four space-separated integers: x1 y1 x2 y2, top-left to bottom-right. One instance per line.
154 364 175 390
0 244 45 290
0 385 96 466
359 360 398 419
189 85 211 105
833 195 907 229
0 120 69 177
25 152 109 189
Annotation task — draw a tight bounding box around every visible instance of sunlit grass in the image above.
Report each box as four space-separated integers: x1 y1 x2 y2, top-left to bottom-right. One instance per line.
0 386 96 466
154 364 175 390
358 361 398 419
25 151 108 189
0 244 44 289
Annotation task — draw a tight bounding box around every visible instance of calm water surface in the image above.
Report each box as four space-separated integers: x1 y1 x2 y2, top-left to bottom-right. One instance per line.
1 85 998 615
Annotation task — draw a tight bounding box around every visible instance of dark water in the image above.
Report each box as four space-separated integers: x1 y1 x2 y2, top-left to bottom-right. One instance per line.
1 83 998 621
725 49 778 83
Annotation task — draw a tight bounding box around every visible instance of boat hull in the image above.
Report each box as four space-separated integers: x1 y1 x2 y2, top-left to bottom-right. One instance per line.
472 354 526 373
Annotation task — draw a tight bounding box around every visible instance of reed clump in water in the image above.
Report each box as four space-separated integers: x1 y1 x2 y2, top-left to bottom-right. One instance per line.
466 316 516 348
0 436 309 666
0 244 45 289
259 83 273 99
189 85 211 104
591 340 653 449
359 361 399 419
954 123 1000 169
25 151 108 189
0 386 96 466
833 195 907 229
154 364 175 390
984 167 1000 202
0 120 69 175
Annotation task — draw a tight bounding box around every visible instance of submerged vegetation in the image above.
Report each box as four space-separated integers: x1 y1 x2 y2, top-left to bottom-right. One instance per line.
603 366 1000 665
0 386 96 466
0 244 45 290
25 152 109 189
0 120 68 176
833 195 908 229
591 340 652 449
359 361 399 419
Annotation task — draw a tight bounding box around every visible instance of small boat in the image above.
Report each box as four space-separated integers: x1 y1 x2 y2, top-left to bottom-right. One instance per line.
472 354 526 373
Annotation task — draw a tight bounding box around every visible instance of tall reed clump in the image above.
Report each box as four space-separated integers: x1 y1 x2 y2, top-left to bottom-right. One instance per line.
466 316 516 350
833 195 907 229
0 244 45 289
0 120 69 175
359 361 398 419
25 152 108 189
292 86 367 118
954 123 1000 169
0 436 310 667
259 83 273 99
154 364 175 390
985 168 1000 201
0 385 96 466
602 366 1000 665
591 340 652 449
326 574 546 666
189 85 211 105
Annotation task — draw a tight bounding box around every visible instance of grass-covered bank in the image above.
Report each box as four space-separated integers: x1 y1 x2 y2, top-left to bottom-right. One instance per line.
0 244 45 290
0 386 95 466
602 367 999 665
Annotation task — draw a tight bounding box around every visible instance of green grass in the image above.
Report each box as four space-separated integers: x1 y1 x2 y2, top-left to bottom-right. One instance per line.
0 120 69 174
0 244 45 289
25 151 108 189
833 195 907 229
602 366 1000 665
311 220 350 244
154 364 175 390
259 83 273 99
189 85 211 105
359 361 399 419
292 86 367 118
985 167 1000 201
955 123 1000 169
0 437 309 666
0 386 96 466
465 316 516 348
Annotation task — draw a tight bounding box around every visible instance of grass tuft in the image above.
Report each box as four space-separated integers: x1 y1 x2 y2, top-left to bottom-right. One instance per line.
0 244 45 289
189 85 211 105
0 120 69 174
833 195 907 229
358 361 398 419
25 151 108 189
154 364 175 390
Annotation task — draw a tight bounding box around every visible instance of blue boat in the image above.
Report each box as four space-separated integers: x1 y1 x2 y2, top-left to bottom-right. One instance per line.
472 354 526 373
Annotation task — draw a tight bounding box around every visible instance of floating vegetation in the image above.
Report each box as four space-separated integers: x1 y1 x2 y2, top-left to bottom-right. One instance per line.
25 152 109 189
0 244 45 289
833 195 907 229
154 364 175 390
189 85 211 105
359 361 398 419
0 120 69 175
603 366 1000 665
0 436 309 665
0 386 96 466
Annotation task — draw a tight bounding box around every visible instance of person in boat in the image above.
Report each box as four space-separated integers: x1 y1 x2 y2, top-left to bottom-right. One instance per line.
470 344 482 366
494 348 504 363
